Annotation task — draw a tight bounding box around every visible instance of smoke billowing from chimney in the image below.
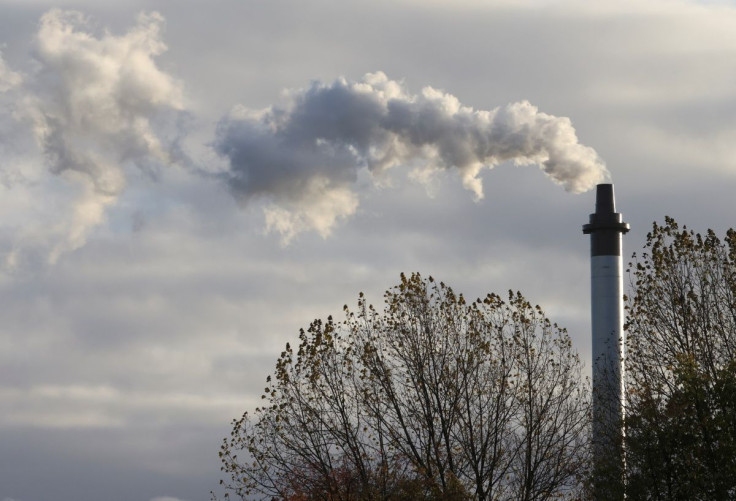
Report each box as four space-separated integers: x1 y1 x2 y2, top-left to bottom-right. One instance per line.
215 72 610 242
0 10 611 263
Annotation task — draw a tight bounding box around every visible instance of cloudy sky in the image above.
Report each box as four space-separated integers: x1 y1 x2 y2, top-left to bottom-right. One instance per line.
1 0 735 500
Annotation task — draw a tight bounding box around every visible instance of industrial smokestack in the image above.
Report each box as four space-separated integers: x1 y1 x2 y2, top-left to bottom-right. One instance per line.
583 183 629 498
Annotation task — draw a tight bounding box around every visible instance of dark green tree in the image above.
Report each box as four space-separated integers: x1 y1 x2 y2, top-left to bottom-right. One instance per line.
625 217 736 500
218 273 591 501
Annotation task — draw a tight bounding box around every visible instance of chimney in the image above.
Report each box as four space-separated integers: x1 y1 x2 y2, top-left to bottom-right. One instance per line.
583 183 629 498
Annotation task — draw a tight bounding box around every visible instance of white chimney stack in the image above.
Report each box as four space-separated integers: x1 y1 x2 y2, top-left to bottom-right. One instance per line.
583 183 629 498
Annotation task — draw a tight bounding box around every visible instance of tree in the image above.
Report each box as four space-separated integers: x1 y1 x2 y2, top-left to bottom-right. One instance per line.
218 273 591 501
625 217 736 500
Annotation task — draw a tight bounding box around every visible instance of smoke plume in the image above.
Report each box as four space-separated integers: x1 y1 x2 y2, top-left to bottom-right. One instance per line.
0 11 610 259
215 72 610 242
2 10 185 266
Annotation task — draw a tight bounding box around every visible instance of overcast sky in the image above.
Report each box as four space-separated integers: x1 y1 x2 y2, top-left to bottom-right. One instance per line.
1 1 736 500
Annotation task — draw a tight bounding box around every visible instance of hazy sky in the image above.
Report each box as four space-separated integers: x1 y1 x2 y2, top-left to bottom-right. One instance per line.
1 1 736 500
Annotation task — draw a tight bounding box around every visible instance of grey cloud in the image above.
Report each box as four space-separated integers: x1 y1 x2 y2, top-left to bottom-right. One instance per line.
215 72 609 242
1 426 215 501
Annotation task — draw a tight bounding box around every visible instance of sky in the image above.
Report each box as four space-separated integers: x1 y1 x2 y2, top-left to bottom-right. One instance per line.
1 0 735 500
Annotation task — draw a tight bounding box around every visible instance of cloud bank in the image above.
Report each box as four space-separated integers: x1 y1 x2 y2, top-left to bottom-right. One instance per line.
215 72 609 242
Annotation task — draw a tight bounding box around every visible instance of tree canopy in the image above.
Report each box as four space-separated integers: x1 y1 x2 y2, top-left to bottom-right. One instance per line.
625 217 736 500
218 273 590 501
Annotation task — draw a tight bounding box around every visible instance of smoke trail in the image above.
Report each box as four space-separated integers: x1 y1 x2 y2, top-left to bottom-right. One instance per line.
2 10 185 266
215 72 610 242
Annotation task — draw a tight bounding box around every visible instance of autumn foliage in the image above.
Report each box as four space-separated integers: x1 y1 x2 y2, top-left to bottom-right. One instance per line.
625 218 736 499
218 273 590 500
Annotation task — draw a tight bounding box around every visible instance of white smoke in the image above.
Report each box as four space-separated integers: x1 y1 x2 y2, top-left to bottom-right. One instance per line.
215 72 610 242
1 12 610 256
2 10 185 266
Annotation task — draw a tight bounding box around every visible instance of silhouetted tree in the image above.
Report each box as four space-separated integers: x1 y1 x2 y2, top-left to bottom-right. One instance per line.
217 273 590 501
625 217 736 500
